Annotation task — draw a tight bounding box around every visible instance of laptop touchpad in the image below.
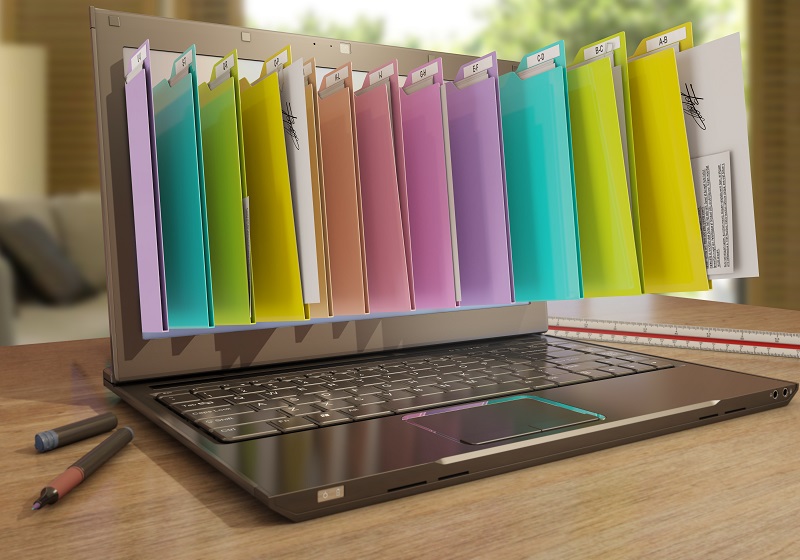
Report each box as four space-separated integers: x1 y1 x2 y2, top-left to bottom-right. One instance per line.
403 396 602 445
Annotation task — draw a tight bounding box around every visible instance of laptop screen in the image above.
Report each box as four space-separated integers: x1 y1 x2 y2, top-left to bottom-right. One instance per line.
95 9 547 382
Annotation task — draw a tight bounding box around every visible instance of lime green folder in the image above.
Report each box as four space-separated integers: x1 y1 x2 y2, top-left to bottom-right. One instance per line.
568 41 641 297
198 51 252 325
239 47 307 322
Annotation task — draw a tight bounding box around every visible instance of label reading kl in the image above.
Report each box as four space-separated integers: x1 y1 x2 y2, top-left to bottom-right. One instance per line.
325 66 349 88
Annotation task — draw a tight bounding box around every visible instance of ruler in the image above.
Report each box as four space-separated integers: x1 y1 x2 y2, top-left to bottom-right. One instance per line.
546 317 800 359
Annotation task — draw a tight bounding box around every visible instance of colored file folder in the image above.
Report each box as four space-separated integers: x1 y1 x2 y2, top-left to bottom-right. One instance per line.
355 61 412 312
445 53 513 306
239 52 306 322
499 41 583 302
629 27 709 293
318 64 369 316
568 40 641 297
400 58 460 310
303 60 333 318
152 46 213 329
266 47 320 304
197 52 253 325
124 40 167 333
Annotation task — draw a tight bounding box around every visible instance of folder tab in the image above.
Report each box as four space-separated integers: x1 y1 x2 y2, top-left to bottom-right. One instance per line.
445 52 513 306
318 63 369 316
124 40 168 333
569 37 641 297
239 49 306 322
303 59 333 318
198 50 253 325
355 60 413 312
499 41 583 302
152 46 213 329
400 58 460 310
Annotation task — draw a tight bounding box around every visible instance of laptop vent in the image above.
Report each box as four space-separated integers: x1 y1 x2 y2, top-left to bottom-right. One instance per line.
387 481 427 493
438 471 469 482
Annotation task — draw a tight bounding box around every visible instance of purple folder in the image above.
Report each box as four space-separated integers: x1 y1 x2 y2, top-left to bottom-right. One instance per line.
355 62 412 312
445 53 514 306
400 59 459 310
124 40 167 333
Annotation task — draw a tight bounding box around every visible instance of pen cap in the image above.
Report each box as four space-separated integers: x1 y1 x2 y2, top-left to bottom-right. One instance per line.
35 411 118 452
74 427 134 478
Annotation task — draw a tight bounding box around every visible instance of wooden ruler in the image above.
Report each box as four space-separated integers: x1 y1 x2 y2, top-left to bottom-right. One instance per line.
547 317 800 359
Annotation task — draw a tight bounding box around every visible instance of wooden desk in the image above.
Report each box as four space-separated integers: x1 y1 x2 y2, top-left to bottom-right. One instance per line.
2 296 798 558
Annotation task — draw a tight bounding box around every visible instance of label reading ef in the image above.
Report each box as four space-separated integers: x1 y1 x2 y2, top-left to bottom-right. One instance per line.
317 485 344 503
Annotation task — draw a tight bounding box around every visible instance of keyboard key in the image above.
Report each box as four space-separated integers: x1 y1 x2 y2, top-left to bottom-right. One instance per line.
197 409 286 429
558 361 608 372
340 404 393 420
250 399 291 411
549 355 592 365
228 385 263 395
634 359 674 369
348 385 383 396
521 378 557 390
390 382 529 413
224 394 266 405
281 404 320 416
544 373 590 386
438 381 472 392
487 374 522 384
573 369 614 380
293 378 326 387
273 388 300 399
622 362 658 373
282 394 321 406
260 381 295 391
314 390 352 401
316 399 353 411
272 416 317 433
546 350 583 358
171 398 231 413
596 358 631 367
346 394 386 406
378 390 415 401
211 422 280 442
310 410 352 426
157 393 199 405
597 366 637 376
407 386 445 397
182 404 256 420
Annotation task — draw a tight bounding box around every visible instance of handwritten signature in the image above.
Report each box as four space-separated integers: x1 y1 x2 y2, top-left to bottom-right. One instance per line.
681 83 706 130
282 102 301 150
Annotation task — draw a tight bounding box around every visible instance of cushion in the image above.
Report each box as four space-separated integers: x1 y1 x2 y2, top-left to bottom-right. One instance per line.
50 192 107 291
0 197 60 243
0 218 92 304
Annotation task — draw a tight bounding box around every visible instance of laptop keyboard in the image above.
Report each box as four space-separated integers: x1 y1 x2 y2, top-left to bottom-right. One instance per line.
155 336 677 443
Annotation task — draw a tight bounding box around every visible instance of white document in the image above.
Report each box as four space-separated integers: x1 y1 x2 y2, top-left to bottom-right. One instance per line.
277 57 320 303
691 151 734 275
675 33 758 280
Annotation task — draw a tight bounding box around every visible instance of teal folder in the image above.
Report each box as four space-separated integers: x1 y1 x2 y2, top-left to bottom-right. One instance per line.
499 41 582 302
152 46 213 329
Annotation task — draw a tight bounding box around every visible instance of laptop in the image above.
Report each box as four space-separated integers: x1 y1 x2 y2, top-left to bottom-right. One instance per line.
90 8 797 522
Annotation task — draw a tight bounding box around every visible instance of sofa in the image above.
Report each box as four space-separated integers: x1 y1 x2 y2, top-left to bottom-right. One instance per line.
0 193 109 346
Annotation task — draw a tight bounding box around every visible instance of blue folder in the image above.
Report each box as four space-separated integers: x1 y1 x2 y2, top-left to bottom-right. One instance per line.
498 41 583 302
152 46 214 329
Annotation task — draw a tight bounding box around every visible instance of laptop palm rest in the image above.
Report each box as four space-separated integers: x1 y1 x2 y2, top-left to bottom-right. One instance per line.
403 395 602 445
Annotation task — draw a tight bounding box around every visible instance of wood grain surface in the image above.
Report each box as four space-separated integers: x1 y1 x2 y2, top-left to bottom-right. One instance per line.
1 296 798 559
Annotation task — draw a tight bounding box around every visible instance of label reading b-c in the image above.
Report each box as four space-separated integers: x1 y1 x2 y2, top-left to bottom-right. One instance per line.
317 485 345 503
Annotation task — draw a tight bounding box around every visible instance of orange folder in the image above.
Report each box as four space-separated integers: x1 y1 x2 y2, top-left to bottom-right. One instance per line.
317 63 369 316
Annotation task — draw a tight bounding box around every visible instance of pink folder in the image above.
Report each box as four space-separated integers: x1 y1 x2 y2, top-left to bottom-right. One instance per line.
354 61 412 312
123 40 167 333
400 59 459 310
445 53 513 306
318 64 369 316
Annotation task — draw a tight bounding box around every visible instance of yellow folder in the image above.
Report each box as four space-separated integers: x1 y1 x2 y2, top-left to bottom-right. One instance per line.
628 24 709 293
197 51 253 325
239 49 307 322
569 36 641 297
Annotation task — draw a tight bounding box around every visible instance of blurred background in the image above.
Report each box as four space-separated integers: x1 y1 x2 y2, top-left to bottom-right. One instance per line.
0 0 795 346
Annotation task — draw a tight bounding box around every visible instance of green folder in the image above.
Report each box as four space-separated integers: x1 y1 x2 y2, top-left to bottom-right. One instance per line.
568 36 641 297
152 45 213 329
198 51 252 325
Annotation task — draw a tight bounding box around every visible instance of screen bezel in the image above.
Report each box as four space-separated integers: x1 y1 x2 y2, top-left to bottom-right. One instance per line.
90 8 548 383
